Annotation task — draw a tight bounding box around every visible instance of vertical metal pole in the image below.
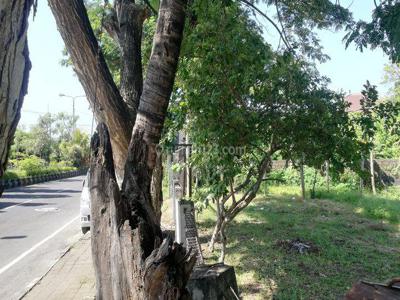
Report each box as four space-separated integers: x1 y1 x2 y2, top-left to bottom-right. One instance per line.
185 134 192 198
167 153 175 230
72 97 76 131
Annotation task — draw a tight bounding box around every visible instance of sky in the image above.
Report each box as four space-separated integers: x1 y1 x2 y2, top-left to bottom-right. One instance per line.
21 0 392 132
22 1 92 131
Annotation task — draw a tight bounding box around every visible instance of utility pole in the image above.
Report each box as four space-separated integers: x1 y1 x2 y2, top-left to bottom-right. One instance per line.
185 133 192 198
59 94 85 131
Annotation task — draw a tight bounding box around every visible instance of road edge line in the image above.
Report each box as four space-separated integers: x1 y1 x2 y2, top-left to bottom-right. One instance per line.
0 215 80 276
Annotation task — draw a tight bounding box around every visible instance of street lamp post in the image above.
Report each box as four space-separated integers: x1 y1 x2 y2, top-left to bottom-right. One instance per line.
59 94 85 131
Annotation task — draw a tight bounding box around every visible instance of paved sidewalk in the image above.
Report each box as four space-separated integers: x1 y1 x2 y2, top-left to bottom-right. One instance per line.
23 234 95 300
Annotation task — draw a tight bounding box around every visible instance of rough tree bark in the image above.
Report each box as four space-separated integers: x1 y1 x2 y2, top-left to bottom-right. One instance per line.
52 0 193 297
151 150 164 223
91 124 195 299
0 0 34 185
49 0 166 213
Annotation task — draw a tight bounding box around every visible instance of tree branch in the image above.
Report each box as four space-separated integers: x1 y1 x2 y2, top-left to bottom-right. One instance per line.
115 0 148 116
239 0 293 52
132 0 188 170
274 0 291 50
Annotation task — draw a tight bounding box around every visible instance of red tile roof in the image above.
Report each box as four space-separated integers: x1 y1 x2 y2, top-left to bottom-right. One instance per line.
345 93 364 112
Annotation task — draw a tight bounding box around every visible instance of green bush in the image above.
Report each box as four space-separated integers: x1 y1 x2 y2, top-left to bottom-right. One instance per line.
268 166 326 187
267 166 360 190
2 156 77 179
337 169 359 189
16 156 46 176
2 170 26 180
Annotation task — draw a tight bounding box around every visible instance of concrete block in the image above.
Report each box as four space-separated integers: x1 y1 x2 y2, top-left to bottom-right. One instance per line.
187 264 239 300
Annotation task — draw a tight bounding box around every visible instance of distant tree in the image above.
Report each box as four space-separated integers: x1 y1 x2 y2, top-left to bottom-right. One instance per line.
10 113 89 167
383 63 400 98
374 119 400 158
10 129 34 160
59 129 90 167
353 81 400 194
30 113 55 162
53 112 77 142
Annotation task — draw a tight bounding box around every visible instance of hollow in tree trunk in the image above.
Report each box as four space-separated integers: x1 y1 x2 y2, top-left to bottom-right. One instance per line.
90 124 195 299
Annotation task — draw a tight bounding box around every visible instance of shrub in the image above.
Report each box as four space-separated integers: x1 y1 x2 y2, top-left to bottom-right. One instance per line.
2 156 77 179
2 170 26 180
16 156 46 176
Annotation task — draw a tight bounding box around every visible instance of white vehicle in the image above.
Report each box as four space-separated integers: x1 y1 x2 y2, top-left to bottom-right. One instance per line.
80 173 91 234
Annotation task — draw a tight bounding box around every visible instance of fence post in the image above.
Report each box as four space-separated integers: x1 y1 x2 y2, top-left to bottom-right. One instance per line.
300 154 306 201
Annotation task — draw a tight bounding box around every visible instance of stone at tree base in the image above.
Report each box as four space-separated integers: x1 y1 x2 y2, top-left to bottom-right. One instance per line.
187 263 239 300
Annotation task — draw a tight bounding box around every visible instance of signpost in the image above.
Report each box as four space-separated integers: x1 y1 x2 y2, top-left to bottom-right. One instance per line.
169 132 204 264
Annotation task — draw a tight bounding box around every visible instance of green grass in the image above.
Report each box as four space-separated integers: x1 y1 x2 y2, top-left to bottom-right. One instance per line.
314 186 400 224
194 186 400 299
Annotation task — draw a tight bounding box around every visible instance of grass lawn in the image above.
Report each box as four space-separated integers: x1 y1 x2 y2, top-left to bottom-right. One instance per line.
192 186 400 299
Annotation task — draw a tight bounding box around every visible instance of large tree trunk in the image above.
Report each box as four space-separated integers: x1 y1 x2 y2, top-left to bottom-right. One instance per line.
50 0 191 296
88 0 192 298
0 0 34 184
91 124 195 299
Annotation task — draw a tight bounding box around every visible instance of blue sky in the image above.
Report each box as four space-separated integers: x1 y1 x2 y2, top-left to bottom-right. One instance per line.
22 1 91 131
21 0 392 131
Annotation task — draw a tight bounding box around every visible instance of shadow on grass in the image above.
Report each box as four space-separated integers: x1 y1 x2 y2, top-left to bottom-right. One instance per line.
198 195 400 299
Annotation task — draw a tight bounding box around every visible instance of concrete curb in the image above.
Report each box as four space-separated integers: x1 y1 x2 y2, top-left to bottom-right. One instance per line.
0 169 87 190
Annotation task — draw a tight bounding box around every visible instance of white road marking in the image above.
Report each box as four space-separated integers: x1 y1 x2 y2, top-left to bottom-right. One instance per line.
0 215 79 275
34 207 60 212
2 199 33 211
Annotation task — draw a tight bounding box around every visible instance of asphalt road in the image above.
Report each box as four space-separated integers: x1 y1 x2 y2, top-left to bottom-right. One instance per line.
0 176 85 300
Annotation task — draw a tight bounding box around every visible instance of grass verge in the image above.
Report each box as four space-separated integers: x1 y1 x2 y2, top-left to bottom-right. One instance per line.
194 186 400 299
